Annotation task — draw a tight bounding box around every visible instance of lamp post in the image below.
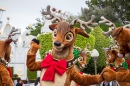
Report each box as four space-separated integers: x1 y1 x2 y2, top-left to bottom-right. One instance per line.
91 49 99 75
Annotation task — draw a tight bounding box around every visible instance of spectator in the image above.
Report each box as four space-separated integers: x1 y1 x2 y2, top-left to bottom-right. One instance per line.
25 78 30 84
103 81 110 86
34 77 40 86
14 80 17 86
16 78 22 86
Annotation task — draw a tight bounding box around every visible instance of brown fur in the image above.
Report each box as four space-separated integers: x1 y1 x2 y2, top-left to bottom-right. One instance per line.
27 21 103 86
102 67 130 83
0 39 14 86
111 27 130 57
103 49 130 86
76 50 88 70
105 49 124 66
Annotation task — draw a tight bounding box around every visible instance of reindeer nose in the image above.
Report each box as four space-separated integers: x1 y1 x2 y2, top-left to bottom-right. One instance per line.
54 41 61 46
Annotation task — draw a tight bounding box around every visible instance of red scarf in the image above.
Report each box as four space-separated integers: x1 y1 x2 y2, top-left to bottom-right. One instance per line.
41 54 66 82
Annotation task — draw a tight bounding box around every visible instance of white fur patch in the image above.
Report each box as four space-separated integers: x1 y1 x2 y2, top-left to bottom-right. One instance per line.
40 68 67 86
70 81 77 86
117 53 124 58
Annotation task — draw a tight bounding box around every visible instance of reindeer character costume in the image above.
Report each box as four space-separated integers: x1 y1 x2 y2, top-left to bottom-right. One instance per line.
103 46 130 86
99 17 130 58
99 17 130 85
73 47 88 72
26 5 103 86
0 27 19 86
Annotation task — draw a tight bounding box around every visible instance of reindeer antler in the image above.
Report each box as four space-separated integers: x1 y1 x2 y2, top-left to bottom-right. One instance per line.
99 16 116 29
99 16 117 38
70 15 98 30
8 27 21 44
41 5 62 23
123 21 130 28
103 39 118 52
8 27 18 38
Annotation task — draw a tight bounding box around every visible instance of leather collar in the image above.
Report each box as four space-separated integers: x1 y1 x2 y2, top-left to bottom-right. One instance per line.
114 64 123 71
53 58 75 69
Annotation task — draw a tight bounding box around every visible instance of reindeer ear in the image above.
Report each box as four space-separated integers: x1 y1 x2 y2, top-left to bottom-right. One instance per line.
75 28 89 38
49 23 57 31
112 27 123 37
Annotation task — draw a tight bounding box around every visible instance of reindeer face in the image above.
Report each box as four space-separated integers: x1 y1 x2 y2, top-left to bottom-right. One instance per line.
0 39 11 62
77 56 87 69
77 50 88 69
105 49 118 64
51 21 75 52
111 27 123 38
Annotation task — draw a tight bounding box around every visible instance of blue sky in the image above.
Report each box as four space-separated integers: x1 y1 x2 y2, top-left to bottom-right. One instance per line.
0 0 87 33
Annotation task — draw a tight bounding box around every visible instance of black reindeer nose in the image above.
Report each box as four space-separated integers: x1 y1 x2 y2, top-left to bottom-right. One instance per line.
54 41 61 46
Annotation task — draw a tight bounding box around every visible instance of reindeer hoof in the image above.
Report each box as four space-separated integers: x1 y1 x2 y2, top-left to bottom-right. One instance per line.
125 53 130 58
117 53 124 58
32 38 40 44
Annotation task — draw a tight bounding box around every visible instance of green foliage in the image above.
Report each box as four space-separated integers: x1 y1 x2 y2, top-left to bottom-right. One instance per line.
74 34 95 50
26 18 44 36
99 23 123 32
27 69 37 79
82 26 111 74
30 22 42 36
79 6 118 23
38 33 52 59
74 34 95 63
86 0 130 22
90 26 111 69
83 58 95 74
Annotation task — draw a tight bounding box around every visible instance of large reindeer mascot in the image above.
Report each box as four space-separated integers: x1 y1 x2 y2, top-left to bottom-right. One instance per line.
0 27 19 86
99 17 130 84
26 5 103 86
99 17 130 58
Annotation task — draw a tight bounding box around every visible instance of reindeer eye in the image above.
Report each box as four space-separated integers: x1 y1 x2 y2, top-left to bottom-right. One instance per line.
78 57 83 61
53 29 57 38
65 32 73 41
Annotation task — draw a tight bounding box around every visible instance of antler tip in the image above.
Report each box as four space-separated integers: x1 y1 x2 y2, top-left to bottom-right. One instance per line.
91 15 95 18
99 21 104 24
100 16 105 19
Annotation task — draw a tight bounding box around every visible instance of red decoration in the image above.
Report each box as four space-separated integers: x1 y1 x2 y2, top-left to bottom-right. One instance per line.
127 60 130 70
41 54 66 82
7 67 12 77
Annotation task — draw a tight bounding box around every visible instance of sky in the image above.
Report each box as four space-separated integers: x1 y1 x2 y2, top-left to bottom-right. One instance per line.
0 0 87 33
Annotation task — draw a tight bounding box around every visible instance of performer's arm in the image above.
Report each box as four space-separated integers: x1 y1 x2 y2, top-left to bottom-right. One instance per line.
26 39 41 71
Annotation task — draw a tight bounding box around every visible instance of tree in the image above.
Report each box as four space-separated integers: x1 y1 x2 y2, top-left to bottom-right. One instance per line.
26 18 44 36
79 6 118 23
86 0 130 22
90 26 111 73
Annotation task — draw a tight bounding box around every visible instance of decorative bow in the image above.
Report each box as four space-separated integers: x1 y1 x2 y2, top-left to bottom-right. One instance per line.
41 54 66 82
